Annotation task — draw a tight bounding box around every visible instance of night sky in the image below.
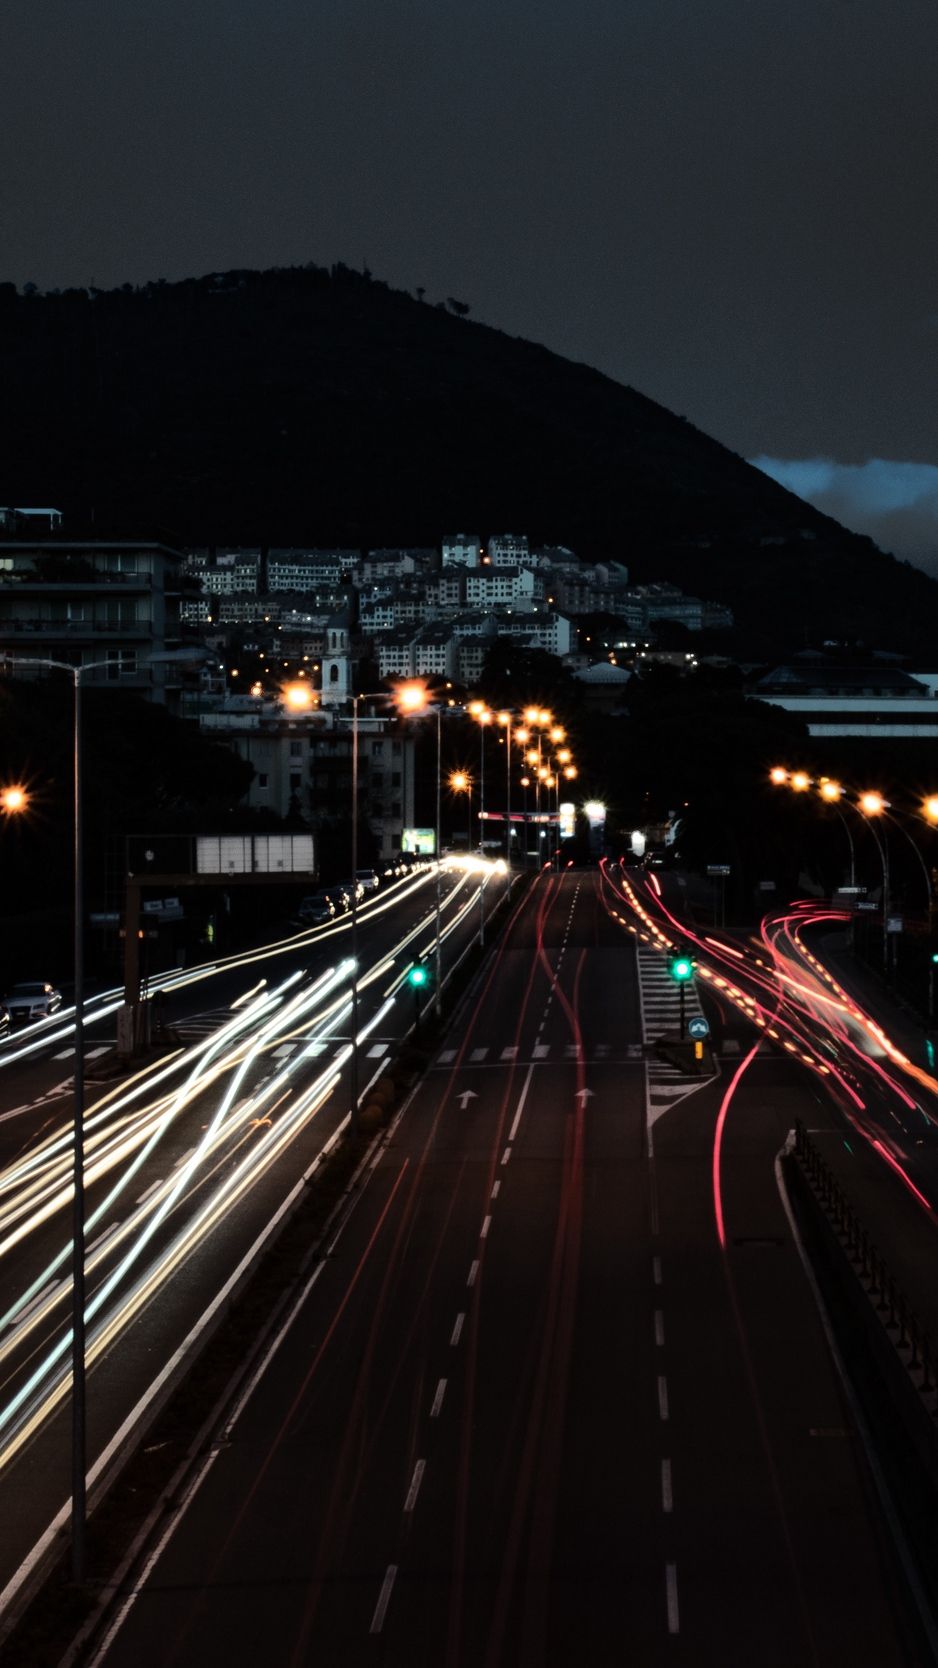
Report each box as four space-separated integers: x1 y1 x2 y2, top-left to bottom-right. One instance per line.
6 0 938 566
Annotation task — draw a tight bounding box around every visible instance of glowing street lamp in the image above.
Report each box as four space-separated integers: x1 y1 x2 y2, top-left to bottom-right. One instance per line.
818 780 842 802
0 784 29 814
282 679 315 711
769 766 788 785
392 681 442 1009
790 772 812 792
859 790 887 817
923 795 938 824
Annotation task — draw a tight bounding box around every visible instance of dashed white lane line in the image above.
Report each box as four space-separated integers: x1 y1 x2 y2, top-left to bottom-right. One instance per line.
480 1214 491 1240
135 1178 163 1206
430 1379 447 1418
491 1180 501 1199
508 1063 535 1142
500 1146 511 1165
403 1459 426 1513
450 1313 465 1347
10 1279 63 1330
467 1259 479 1288
666 1563 680 1633
657 1376 669 1421
87 1222 121 1255
661 1458 673 1513
370 1565 398 1633
654 1310 665 1348
653 1255 662 1286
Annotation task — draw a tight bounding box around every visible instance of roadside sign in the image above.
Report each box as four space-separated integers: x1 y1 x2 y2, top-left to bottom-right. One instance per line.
887 916 903 934
836 885 867 895
706 864 731 876
687 1016 710 1040
758 881 776 891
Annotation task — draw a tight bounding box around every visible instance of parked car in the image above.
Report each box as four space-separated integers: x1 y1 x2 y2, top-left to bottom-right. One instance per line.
355 868 380 893
327 886 351 913
2 982 63 1024
296 892 336 925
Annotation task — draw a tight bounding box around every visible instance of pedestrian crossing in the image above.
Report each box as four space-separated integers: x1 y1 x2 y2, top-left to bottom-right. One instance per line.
635 946 712 1132
433 1042 645 1067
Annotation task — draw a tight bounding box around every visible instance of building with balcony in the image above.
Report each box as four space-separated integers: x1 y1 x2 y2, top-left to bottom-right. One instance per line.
0 541 191 706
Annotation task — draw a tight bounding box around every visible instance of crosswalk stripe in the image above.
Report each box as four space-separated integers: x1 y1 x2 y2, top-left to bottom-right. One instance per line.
470 1047 489 1063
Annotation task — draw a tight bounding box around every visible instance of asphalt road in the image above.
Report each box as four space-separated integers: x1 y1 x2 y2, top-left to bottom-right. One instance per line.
0 865 505 1607
88 870 915 1668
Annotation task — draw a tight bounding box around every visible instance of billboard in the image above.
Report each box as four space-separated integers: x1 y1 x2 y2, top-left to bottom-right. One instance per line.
402 827 436 855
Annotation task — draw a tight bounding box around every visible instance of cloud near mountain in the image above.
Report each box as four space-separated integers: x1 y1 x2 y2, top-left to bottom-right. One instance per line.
750 456 938 575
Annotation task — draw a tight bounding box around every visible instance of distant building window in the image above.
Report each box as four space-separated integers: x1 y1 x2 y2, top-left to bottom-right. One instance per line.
257 773 269 790
290 772 302 793
289 740 302 756
329 664 339 684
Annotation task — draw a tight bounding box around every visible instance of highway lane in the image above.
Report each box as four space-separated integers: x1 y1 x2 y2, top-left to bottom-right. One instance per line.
0 861 508 1606
90 871 913 1667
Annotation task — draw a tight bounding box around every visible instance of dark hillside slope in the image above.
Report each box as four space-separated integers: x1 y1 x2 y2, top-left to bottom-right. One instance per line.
0 262 935 652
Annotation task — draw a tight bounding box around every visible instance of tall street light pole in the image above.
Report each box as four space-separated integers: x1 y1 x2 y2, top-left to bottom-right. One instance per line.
0 646 207 1581
394 683 443 1016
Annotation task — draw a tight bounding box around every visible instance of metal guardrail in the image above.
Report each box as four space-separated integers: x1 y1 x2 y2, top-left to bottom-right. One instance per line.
794 1118 937 1402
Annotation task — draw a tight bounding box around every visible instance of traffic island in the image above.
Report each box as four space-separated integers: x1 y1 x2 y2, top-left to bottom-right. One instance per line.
653 1035 714 1075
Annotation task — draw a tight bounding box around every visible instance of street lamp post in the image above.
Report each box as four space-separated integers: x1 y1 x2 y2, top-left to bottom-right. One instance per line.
395 683 443 1015
0 645 206 1582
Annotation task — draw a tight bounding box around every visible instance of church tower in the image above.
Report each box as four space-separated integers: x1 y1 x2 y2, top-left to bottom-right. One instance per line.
320 607 353 708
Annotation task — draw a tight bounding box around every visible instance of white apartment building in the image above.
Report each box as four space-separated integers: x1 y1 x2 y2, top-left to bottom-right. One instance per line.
442 533 481 569
496 611 574 655
465 567 541 609
202 551 262 595
413 625 458 682
373 629 418 680
487 533 532 568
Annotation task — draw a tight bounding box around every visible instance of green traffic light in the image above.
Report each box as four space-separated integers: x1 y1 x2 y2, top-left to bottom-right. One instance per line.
669 954 695 982
408 964 429 988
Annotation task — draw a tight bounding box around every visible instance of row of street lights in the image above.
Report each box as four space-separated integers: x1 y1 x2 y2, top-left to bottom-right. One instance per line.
769 766 937 998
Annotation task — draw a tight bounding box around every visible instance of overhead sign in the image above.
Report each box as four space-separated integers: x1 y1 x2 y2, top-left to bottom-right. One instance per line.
196 834 314 874
836 885 867 895
687 1015 710 1040
706 864 731 876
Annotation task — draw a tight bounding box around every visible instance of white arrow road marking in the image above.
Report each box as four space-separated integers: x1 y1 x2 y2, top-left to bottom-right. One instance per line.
457 1090 478 1109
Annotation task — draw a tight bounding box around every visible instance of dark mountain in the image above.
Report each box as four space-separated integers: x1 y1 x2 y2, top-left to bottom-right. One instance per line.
1 261 935 653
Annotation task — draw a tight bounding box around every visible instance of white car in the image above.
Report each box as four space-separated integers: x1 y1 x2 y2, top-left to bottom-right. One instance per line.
2 982 63 1024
